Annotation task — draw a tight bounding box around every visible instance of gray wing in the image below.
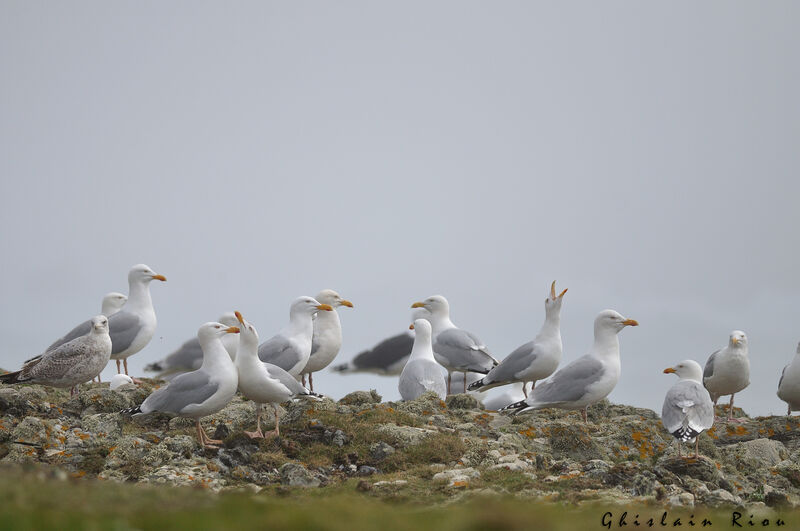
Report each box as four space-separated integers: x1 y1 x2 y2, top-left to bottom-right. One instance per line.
264 364 310 396
108 311 144 355
530 356 603 405
25 336 99 381
399 360 446 400
662 380 714 435
434 328 497 373
484 341 539 384
779 365 788 390
46 319 92 352
141 370 218 414
152 338 203 372
258 335 301 372
350 333 414 372
310 334 321 357
703 350 720 381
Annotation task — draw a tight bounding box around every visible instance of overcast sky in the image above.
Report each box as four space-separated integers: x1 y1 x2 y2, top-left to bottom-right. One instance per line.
2 2 799 416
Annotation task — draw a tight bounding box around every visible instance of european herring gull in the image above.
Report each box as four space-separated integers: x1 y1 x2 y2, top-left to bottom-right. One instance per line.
258 297 333 377
123 321 240 448
301 289 353 391
702 330 750 422
398 319 447 401
500 309 638 421
101 292 127 317
469 281 566 396
46 264 166 376
662 360 714 458
1 315 112 395
777 342 800 415
144 313 240 379
235 311 320 438
332 309 429 376
411 295 497 394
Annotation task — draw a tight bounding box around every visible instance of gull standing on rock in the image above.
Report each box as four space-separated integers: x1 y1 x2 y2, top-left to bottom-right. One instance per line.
469 281 566 397
123 322 240 448
300 289 354 391
399 319 447 401
1 316 112 396
777 342 800 416
258 297 333 377
411 295 497 394
500 310 638 422
235 312 319 438
332 308 429 376
662 360 714 458
144 313 240 379
703 330 750 422
45 264 166 377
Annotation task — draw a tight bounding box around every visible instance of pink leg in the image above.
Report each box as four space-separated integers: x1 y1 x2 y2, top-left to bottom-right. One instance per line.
116 359 122 374
463 373 467 394
581 408 588 423
245 404 265 438
302 374 307 387
309 372 314 392
447 372 452 395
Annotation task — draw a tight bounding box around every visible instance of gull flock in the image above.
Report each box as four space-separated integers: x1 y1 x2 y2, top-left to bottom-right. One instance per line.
2 264 799 454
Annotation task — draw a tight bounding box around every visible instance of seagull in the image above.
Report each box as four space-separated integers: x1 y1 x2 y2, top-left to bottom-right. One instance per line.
399 319 447 401
144 313 240 379
703 330 750 422
45 264 166 377
258 297 333 377
109 374 135 390
1 315 112 396
235 311 320 438
331 308 429 376
469 281 566 397
777 342 800 416
122 321 240 448
500 310 638 422
662 360 714 458
411 295 497 394
101 292 127 317
300 289 353 391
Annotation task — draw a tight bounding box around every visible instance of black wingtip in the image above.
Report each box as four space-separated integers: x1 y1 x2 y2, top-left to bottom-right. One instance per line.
671 427 701 442
143 363 163 372
331 363 349 372
499 399 528 414
0 371 22 384
120 405 142 416
467 378 485 391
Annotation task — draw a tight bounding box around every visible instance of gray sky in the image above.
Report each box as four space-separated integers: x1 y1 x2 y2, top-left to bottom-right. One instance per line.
2 2 799 416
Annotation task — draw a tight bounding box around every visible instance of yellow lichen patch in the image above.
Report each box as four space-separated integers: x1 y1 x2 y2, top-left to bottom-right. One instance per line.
108 446 117 453
71 471 86 478
725 425 749 436
619 445 629 452
518 427 536 438
706 426 719 439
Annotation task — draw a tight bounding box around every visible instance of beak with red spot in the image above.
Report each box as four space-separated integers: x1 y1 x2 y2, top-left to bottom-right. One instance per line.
224 326 240 334
151 274 167 282
235 311 244 324
316 304 333 311
341 300 354 308
622 319 639 327
663 367 676 374
549 281 568 301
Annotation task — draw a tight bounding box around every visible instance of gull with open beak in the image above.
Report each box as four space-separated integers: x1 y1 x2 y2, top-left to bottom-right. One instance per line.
122 322 240 448
662 360 714 458
410 295 498 394
703 330 750 422
41 264 166 378
469 281 566 397
235 311 320 438
501 310 638 422
300 289 354 392
258 296 333 377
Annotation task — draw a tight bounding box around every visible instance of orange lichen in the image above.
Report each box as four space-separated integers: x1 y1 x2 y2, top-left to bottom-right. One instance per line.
518 427 536 438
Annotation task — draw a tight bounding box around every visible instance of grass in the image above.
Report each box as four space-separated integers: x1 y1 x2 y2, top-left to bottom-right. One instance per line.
1 466 798 531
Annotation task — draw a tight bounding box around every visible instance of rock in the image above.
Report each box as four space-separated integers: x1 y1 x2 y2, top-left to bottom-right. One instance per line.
667 493 695 507
583 459 612 480
489 459 530 472
357 466 378 476
547 423 607 460
631 471 657 496
764 489 790 508
657 456 720 484
164 435 196 457
0 388 36 417
374 424 436 447
81 413 123 441
701 488 741 507
331 430 347 447
446 394 479 410
280 463 320 488
725 438 787 471
369 441 395 462
338 390 382 406
395 391 447 416
432 467 480 487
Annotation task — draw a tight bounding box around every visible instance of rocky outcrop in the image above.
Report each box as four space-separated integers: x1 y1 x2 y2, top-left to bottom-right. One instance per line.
1 381 799 507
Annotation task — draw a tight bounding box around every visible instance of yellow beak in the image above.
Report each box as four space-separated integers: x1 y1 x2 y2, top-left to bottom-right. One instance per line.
663 367 676 374
732 337 740 345
341 300 354 308
235 311 244 324
316 304 333 311
151 274 167 282
622 319 639 326
225 326 240 334
411 302 426 309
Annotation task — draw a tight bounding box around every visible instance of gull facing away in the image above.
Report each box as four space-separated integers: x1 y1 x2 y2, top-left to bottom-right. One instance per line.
332 308 430 376
144 313 240 379
500 310 638 422
300 289 354 392
44 264 166 377
235 312 320 438
662 360 714 458
101 292 127 317
469 281 566 397
399 319 447 401
123 322 240 448
777 342 800 416
258 297 333 377
1 316 112 396
411 295 498 394
703 330 750 422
